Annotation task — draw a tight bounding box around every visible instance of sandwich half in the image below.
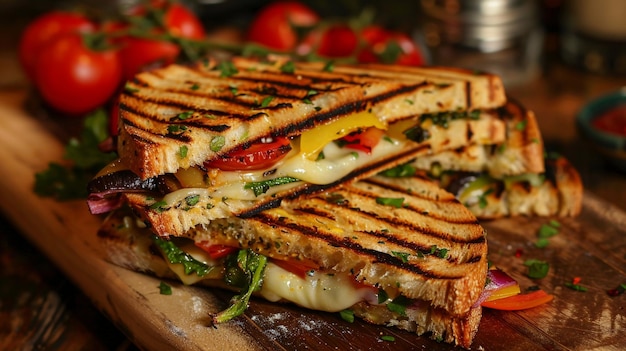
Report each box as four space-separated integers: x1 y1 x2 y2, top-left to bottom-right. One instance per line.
385 100 583 218
98 174 488 348
87 56 509 226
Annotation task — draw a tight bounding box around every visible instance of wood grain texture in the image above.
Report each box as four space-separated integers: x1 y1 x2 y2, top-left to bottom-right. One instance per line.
0 91 624 350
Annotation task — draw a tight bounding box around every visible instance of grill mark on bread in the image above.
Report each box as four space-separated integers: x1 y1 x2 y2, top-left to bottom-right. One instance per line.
252 212 467 279
465 81 472 109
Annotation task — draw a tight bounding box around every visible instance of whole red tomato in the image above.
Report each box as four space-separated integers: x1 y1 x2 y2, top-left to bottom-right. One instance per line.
164 3 206 39
34 33 122 116
247 1 319 51
357 25 425 66
19 11 96 80
298 24 358 58
118 36 181 81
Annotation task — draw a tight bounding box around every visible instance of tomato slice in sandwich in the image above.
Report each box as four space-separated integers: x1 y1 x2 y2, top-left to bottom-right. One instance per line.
205 137 291 171
271 258 320 279
340 127 385 154
195 242 239 260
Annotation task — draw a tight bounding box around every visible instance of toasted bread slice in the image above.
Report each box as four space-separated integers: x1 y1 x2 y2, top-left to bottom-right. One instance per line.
98 175 487 348
411 99 545 177
117 56 506 179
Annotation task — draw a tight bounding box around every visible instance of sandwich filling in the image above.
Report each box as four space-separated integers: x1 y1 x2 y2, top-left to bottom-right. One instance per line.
88 108 495 215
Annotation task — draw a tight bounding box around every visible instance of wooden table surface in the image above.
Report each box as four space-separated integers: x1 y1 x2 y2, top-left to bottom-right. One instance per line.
1 5 626 350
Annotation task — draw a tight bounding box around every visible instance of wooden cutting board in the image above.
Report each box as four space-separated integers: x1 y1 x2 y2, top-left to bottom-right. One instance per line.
0 91 625 350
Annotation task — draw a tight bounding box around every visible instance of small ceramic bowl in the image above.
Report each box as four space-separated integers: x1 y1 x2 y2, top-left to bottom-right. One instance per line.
577 88 626 172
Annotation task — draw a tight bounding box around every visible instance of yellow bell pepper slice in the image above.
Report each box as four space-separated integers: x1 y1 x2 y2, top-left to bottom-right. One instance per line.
299 111 386 159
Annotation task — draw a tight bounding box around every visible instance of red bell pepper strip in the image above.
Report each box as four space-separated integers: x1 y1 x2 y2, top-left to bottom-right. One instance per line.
481 290 554 311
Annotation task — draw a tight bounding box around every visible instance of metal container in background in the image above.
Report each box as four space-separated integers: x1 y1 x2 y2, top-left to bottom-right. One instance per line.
560 0 626 75
416 0 543 86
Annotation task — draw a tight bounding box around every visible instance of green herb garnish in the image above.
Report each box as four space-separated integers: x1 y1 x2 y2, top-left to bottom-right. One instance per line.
244 177 300 196
218 60 238 77
211 249 268 325
376 197 405 208
379 163 416 177
210 135 226 152
339 309 355 323
178 145 188 158
387 295 411 316
524 259 550 279
34 109 117 200
391 251 410 263
280 61 295 73
159 281 172 295
152 236 214 277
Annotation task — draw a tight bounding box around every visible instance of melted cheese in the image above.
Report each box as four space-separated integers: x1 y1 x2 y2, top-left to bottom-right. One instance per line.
165 250 377 312
259 263 376 312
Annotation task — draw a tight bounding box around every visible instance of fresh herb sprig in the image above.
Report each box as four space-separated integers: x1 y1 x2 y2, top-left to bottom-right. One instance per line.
34 109 117 200
211 249 268 325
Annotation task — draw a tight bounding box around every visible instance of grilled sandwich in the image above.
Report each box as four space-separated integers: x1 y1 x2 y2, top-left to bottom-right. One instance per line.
97 174 488 348
87 56 508 223
385 100 583 218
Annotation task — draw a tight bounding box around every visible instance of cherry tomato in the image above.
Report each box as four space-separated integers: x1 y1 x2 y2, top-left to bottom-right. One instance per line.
357 25 425 66
271 258 320 279
298 24 358 58
34 32 122 116
118 36 180 81
164 3 206 40
195 242 239 260
19 11 96 80
204 137 292 171
341 127 385 154
247 1 319 51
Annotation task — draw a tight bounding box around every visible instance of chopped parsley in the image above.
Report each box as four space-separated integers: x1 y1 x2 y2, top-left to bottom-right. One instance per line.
339 309 355 323
175 111 194 120
515 120 527 131
322 61 334 72
387 295 411 316
159 281 172 295
280 61 295 73
565 282 588 292
380 335 395 342
178 145 188 158
210 135 226 152
524 259 550 279
379 163 416 177
391 251 410 263
535 220 560 248
376 197 405 208
217 60 238 77
258 96 274 108
185 194 200 206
